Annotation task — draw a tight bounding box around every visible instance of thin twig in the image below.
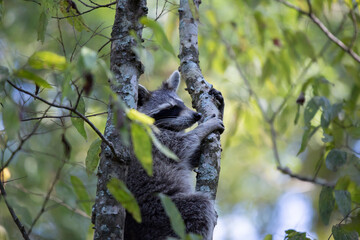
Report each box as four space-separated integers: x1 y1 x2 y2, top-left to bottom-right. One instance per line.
275 0 360 63
0 99 53 171
54 1 117 20
57 13 67 57
216 6 343 186
327 207 360 240
28 161 65 236
6 80 120 161
9 185 89 220
0 180 31 240
21 111 107 122
277 166 335 187
349 5 358 49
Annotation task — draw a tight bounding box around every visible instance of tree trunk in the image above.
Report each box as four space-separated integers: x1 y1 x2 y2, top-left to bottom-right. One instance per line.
92 1 147 239
179 0 223 201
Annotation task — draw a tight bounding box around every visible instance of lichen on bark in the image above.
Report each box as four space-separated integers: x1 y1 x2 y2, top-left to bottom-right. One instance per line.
179 0 224 201
92 0 147 239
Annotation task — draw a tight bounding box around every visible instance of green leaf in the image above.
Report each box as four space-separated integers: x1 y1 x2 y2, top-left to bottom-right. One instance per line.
304 98 319 125
79 47 97 72
107 178 141 223
131 123 152 176
284 229 310 240
61 67 72 100
85 138 102 175
70 175 91 215
28 51 67 70
59 0 87 32
159 193 186 239
294 31 316 61
334 190 352 217
335 176 351 191
188 0 199 21
325 149 347 172
71 97 87 140
319 186 335 225
14 69 52 88
263 234 273 240
2 99 20 139
186 233 203 240
37 10 49 44
342 214 360 235
139 17 176 57
297 126 320 156
332 225 359 240
297 127 311 156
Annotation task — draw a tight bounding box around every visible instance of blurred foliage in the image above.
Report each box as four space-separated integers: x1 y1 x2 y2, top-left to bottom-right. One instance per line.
0 0 359 240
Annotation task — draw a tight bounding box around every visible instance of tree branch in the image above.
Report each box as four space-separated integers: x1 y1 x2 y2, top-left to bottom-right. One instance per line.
277 166 335 187
179 0 223 201
275 0 360 63
92 0 147 239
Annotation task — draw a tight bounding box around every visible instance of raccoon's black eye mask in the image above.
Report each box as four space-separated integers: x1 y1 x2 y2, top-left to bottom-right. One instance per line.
152 106 182 120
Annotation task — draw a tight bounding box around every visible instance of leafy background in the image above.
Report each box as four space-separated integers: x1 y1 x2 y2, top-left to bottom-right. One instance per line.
0 0 360 239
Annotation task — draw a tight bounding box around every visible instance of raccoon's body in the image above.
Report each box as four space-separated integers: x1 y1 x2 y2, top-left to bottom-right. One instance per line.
124 71 224 240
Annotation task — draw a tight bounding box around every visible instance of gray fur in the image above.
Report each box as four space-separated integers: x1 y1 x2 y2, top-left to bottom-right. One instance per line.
125 71 224 240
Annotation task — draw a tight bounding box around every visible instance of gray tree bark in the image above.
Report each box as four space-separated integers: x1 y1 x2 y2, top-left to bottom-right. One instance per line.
92 0 147 239
179 0 224 200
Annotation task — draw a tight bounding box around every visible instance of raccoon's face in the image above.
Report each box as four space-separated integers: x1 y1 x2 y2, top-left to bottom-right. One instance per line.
137 71 201 131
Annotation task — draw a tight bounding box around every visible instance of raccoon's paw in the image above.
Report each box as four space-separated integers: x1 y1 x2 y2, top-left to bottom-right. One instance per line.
206 116 225 134
209 88 224 117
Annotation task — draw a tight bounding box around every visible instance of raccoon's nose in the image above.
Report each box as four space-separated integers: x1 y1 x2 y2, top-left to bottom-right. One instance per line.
193 112 202 121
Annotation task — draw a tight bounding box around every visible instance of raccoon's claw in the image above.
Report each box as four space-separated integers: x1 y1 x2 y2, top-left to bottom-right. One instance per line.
205 117 225 134
218 121 225 134
209 88 224 117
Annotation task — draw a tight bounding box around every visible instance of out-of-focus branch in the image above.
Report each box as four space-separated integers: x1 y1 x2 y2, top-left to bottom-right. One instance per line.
6 80 119 162
54 1 117 20
327 207 360 240
277 167 335 187
216 5 346 186
349 5 358 49
0 180 30 240
28 161 66 236
11 184 90 219
21 111 108 122
0 99 53 172
275 0 360 63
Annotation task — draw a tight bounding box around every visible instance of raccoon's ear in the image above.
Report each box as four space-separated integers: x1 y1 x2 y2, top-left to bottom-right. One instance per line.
138 84 151 107
162 70 180 92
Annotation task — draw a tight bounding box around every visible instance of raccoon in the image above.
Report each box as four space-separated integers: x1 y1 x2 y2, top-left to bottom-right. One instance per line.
124 70 224 240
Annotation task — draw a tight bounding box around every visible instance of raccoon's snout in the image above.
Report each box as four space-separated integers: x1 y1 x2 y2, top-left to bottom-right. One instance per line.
193 112 202 121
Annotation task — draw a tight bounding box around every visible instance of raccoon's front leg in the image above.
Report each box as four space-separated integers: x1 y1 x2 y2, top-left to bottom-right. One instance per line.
179 116 224 169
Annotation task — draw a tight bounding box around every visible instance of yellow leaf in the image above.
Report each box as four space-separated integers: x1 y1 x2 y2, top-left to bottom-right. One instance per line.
1 168 11 182
127 109 155 125
28 51 67 70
